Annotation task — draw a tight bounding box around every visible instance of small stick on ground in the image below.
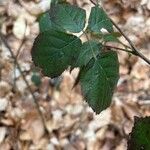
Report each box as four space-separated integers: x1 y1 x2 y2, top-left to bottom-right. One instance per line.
0 32 49 135
13 21 27 88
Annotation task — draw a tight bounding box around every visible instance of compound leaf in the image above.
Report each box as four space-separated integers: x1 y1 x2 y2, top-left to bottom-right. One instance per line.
80 51 119 114
128 117 150 150
31 29 82 78
88 5 113 33
50 3 86 33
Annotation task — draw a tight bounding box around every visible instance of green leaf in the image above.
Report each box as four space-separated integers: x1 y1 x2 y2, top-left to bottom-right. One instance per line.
50 3 86 33
31 30 82 78
128 117 150 150
88 5 113 33
38 12 64 32
39 12 52 32
51 0 66 4
80 51 119 114
76 40 102 67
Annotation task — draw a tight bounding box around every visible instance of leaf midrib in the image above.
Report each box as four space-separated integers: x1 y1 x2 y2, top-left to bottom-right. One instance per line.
96 61 112 107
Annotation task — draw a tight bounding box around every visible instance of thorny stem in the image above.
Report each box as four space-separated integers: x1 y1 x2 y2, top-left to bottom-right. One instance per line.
89 0 150 65
0 32 49 135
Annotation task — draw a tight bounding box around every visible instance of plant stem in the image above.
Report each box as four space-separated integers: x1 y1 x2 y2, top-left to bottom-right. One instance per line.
109 18 150 65
89 0 150 65
104 45 136 55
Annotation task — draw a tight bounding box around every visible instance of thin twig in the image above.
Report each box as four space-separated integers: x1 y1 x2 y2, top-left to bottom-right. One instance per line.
90 0 97 5
109 18 150 65
0 32 49 134
118 39 131 49
104 45 136 55
16 21 27 58
89 0 150 65
13 39 25 87
13 21 27 88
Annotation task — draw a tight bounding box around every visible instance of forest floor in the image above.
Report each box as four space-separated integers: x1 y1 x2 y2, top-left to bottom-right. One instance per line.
0 0 150 149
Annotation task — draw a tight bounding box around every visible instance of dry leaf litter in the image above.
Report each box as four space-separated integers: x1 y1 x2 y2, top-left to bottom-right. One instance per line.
0 0 150 149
